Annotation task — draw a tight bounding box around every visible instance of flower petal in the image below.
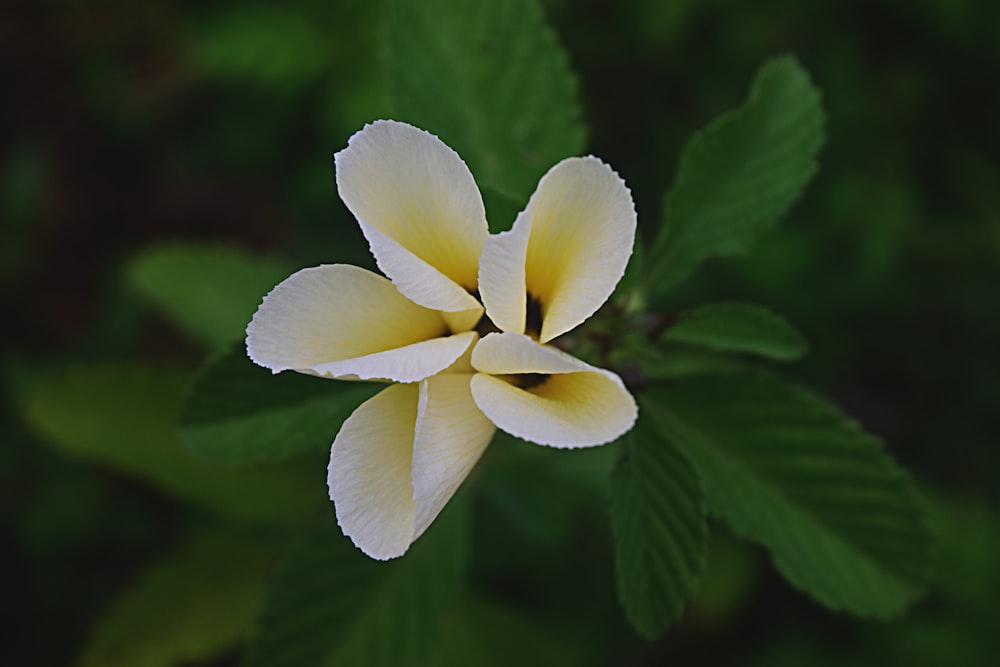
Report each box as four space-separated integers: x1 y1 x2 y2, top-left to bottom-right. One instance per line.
328 383 419 560
357 221 484 316
478 212 531 335
310 332 477 383
412 374 495 538
336 120 488 312
479 156 636 343
247 264 471 382
471 331 590 375
470 332 637 448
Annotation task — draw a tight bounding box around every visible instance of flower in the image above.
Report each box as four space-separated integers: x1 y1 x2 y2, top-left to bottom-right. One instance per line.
247 120 638 559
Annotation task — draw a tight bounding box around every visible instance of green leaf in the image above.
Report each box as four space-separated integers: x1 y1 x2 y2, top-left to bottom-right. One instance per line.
187 7 332 91
425 597 578 667
610 414 709 638
18 364 321 525
126 243 292 349
617 337 755 382
482 431 615 546
244 499 468 667
179 345 381 465
78 528 275 667
646 56 824 297
647 371 932 617
385 0 584 216
661 302 808 361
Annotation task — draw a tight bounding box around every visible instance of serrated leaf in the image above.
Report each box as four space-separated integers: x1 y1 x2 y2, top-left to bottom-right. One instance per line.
661 302 807 361
385 0 584 215
647 372 932 617
646 56 824 297
610 414 708 638
126 243 292 349
78 528 274 667
618 338 755 382
18 364 321 525
179 345 380 465
244 499 468 667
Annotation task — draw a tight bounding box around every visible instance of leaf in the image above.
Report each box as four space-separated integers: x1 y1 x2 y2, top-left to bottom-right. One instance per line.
481 431 615 546
610 413 709 638
616 337 755 382
244 499 469 667
179 345 381 465
78 528 275 667
647 371 933 617
126 243 292 349
661 302 807 361
18 364 321 525
187 8 330 90
646 56 824 297
424 597 578 667
385 0 584 216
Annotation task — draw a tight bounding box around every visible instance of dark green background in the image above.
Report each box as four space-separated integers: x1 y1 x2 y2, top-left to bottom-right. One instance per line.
3 0 998 665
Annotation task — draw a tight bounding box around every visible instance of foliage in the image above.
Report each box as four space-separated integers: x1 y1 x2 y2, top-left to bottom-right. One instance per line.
648 371 931 617
77 528 275 667
127 244 292 350
611 413 708 638
385 0 585 223
179 344 381 465
244 500 468 667
644 56 824 300
8 0 999 665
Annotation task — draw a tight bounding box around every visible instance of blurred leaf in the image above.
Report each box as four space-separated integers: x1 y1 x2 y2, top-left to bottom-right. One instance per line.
661 302 807 361
926 497 1000 609
126 244 292 349
179 345 380 465
244 499 468 667
78 528 275 667
385 0 584 216
425 597 577 667
647 371 932 617
611 414 708 638
187 8 330 90
688 526 762 625
481 431 614 546
646 56 824 298
19 364 321 525
0 143 44 279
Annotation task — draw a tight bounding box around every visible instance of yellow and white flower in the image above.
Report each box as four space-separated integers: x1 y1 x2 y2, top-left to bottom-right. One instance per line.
247 120 638 559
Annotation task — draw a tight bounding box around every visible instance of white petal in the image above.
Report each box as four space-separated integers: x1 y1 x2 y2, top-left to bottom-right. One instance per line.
328 384 419 560
311 332 476 383
359 221 484 316
336 120 488 310
471 331 590 375
412 374 495 538
470 332 637 448
478 213 531 335
246 264 469 382
443 307 484 335
481 156 636 343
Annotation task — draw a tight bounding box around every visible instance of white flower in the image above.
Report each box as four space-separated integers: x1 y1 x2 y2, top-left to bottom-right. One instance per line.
247 120 638 559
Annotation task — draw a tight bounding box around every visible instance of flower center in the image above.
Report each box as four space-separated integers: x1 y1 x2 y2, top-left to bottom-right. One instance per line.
525 294 543 341
469 290 552 391
509 373 548 390
474 311 501 338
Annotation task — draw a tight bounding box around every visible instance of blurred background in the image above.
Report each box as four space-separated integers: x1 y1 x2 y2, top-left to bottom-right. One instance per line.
3 0 998 665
